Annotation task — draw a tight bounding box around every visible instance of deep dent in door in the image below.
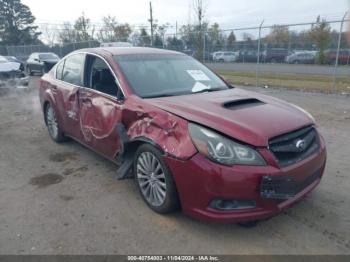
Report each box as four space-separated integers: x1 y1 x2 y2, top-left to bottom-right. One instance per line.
64 89 196 160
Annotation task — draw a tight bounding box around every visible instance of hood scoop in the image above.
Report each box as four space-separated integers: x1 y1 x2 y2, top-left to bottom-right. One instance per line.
223 98 265 110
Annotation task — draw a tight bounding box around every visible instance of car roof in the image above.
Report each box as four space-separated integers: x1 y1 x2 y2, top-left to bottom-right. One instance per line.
77 47 183 56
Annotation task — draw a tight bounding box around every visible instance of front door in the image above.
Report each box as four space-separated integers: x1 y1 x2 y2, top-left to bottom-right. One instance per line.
55 53 86 139
78 54 124 160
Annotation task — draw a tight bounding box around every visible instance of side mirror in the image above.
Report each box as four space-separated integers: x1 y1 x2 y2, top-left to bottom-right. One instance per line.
34 58 40 62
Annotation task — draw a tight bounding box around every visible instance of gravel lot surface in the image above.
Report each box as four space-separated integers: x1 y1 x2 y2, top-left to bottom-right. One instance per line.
0 77 349 255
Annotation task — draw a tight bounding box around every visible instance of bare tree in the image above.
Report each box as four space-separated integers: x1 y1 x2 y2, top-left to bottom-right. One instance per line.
40 23 57 46
58 22 76 44
98 15 132 42
265 25 290 46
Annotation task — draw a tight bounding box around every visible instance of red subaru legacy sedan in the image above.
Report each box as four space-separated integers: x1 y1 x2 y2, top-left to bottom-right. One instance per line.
39 47 326 224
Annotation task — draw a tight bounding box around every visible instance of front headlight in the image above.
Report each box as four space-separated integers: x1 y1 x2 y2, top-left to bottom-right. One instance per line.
188 123 266 166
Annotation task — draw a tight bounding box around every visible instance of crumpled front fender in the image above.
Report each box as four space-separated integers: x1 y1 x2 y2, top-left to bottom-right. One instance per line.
122 97 197 160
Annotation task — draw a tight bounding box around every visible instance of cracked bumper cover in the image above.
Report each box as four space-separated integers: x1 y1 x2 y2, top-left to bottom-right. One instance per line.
163 136 326 223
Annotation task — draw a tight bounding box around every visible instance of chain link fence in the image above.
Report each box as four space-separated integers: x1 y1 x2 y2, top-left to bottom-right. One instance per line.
1 17 349 93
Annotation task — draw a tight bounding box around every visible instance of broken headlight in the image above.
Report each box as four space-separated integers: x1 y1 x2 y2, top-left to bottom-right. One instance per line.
188 123 266 166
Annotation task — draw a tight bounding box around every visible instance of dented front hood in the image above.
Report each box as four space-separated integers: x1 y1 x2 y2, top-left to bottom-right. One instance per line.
146 88 314 147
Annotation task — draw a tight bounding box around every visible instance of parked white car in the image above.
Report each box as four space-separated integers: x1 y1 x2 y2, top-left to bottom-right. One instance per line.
0 55 21 72
213 51 238 62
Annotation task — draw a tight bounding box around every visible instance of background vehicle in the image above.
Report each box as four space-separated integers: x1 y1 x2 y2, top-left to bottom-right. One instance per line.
213 51 238 62
0 55 23 78
5 56 25 71
324 49 350 65
100 42 133 47
285 52 316 64
237 50 259 63
262 48 289 63
26 52 60 75
181 49 195 56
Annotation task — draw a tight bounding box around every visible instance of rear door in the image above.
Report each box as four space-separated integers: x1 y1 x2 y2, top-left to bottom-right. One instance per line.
78 54 124 159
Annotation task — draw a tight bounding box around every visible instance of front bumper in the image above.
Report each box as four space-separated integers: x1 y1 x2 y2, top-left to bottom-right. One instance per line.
164 134 326 223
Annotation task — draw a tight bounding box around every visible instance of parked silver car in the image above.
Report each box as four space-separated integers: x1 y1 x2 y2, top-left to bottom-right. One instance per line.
285 52 316 64
213 51 239 62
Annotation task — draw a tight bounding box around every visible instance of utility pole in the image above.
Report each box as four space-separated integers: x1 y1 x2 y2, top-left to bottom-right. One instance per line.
175 21 178 38
149 1 154 46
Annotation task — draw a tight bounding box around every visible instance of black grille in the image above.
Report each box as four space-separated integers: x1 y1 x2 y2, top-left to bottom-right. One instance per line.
260 167 322 199
269 126 319 167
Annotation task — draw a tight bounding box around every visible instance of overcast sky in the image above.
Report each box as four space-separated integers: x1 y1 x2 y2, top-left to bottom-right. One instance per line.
23 0 349 31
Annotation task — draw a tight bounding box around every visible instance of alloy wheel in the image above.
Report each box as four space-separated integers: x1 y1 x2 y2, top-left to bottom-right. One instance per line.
136 152 167 207
46 105 59 139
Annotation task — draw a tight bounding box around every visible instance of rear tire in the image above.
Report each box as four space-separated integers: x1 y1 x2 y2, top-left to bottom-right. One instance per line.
44 103 66 143
134 144 180 214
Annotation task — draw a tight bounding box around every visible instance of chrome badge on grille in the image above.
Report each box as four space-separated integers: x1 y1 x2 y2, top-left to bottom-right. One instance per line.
295 139 307 150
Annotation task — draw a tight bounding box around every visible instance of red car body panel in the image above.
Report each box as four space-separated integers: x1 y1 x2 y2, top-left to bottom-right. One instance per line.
146 88 313 147
39 47 327 223
165 135 326 223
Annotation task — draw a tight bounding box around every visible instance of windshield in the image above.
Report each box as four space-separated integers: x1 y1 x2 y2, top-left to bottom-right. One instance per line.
114 54 228 98
39 53 59 60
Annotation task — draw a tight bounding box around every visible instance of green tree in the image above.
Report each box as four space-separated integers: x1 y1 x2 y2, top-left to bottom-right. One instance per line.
139 28 151 46
114 23 132 41
226 31 236 49
309 16 332 64
0 0 41 45
207 23 224 50
166 36 184 51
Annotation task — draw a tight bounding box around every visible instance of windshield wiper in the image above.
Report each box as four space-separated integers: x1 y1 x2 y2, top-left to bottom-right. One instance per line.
142 93 179 99
192 87 227 94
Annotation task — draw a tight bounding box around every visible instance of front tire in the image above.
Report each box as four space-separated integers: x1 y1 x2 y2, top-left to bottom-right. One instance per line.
134 144 180 214
45 103 66 143
26 66 33 76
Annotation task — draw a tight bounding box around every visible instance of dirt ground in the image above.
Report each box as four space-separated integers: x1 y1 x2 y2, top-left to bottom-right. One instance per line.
0 77 349 255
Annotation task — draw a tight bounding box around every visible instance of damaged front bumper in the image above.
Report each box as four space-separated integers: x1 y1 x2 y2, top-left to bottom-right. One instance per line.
163 136 326 223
